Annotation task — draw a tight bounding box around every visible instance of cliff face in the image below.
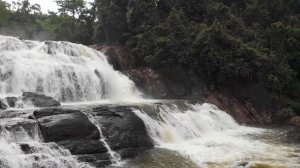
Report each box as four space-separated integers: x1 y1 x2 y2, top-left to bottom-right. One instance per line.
93 45 292 125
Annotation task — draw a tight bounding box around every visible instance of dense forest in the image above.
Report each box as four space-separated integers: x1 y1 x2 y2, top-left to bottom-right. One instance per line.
0 0 299 116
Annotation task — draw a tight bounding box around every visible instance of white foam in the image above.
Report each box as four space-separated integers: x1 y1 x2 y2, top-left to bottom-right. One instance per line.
0 35 141 102
0 125 92 168
133 103 300 167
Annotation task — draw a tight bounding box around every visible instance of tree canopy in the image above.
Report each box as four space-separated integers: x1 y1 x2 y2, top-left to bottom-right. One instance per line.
0 0 299 114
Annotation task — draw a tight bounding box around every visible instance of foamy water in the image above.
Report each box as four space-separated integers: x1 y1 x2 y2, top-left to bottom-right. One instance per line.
0 35 299 168
0 35 141 102
133 103 300 168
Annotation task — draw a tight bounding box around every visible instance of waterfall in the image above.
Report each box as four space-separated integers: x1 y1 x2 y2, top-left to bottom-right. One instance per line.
81 110 122 166
134 103 240 144
0 120 92 168
0 35 141 102
1 35 299 168
132 103 277 167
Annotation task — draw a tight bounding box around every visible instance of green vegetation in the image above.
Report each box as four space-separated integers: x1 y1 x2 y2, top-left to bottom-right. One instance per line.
0 0 95 44
0 0 299 114
93 0 300 114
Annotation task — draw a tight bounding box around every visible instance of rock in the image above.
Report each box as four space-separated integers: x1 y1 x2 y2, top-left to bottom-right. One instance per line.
91 106 154 150
33 108 78 119
127 68 167 98
33 105 154 168
22 92 61 107
286 127 300 142
34 109 100 142
19 143 33 154
0 99 8 110
91 46 134 70
203 89 273 125
77 153 111 162
289 116 300 126
5 97 18 108
58 140 107 155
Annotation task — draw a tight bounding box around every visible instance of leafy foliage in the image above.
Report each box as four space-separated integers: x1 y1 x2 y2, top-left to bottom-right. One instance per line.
0 0 299 114
93 0 300 114
0 0 95 44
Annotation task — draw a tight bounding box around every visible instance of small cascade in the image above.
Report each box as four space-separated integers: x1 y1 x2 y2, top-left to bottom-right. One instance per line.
133 103 241 145
133 102 293 167
81 109 122 166
0 122 92 168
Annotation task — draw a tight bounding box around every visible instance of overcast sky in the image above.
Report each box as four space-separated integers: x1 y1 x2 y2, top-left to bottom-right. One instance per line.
4 0 94 13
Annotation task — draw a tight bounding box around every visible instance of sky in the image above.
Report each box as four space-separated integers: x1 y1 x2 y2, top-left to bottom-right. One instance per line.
4 0 94 13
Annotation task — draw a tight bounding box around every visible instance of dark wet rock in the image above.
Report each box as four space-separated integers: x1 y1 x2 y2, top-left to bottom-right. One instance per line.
32 105 154 167
5 97 18 108
77 153 111 163
0 99 8 110
34 109 100 142
19 143 33 154
126 68 167 98
286 127 300 143
58 140 107 155
91 106 154 150
22 92 61 107
234 161 250 167
33 108 80 119
91 45 133 70
202 84 276 125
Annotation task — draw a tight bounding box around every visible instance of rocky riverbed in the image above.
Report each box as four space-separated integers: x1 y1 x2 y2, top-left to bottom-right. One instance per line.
1 94 300 168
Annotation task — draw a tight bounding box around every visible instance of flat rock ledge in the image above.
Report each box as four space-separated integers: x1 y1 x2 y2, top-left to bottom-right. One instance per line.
0 92 61 110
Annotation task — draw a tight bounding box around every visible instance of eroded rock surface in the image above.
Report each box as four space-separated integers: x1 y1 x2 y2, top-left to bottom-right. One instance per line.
32 105 153 167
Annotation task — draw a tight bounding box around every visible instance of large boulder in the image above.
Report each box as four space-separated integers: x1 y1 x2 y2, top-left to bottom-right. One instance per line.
33 105 154 168
33 108 100 142
91 105 154 151
22 92 61 107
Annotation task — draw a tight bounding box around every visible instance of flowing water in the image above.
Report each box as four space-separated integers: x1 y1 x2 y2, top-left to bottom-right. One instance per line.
81 109 122 166
0 117 92 168
0 35 140 102
130 103 300 168
0 35 299 168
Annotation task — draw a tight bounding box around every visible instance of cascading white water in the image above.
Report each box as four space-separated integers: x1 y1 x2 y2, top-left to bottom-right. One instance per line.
133 103 300 167
0 120 92 168
134 103 240 144
1 35 300 168
0 35 141 102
